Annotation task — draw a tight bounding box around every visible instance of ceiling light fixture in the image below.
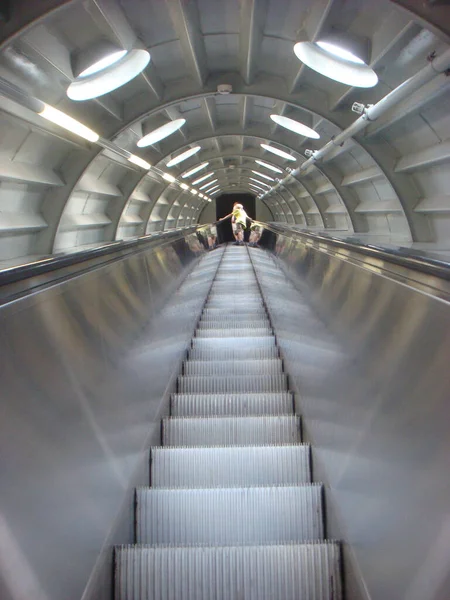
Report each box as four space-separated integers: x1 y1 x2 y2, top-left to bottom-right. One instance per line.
316 41 364 64
166 146 201 167
182 162 209 178
192 172 214 185
180 183 189 190
255 159 283 173
249 177 271 188
67 49 150 100
270 114 320 139
78 51 127 78
200 179 218 190
162 172 176 183
128 154 151 170
261 143 296 161
293 41 378 88
251 170 275 181
249 184 266 193
137 119 186 147
38 104 99 142
191 189 198 195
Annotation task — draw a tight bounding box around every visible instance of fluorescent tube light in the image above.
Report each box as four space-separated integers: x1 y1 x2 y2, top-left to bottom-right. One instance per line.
128 154 151 170
166 146 201 167
39 104 99 142
260 144 296 161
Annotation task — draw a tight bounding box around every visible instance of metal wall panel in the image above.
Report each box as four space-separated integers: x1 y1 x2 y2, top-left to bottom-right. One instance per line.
0 235 218 600
252 238 450 600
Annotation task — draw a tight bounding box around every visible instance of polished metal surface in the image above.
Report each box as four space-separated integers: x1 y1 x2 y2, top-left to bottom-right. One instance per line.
115 543 342 600
117 244 341 599
0 234 220 600
136 485 324 545
252 231 450 600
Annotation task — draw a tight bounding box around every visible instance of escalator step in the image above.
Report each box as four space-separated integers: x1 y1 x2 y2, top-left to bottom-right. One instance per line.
197 320 270 329
183 359 283 376
171 392 293 416
151 445 311 488
195 328 273 337
201 311 268 320
188 347 279 361
177 374 287 393
115 543 342 600
136 484 323 545
191 336 276 349
162 415 301 446
205 302 264 309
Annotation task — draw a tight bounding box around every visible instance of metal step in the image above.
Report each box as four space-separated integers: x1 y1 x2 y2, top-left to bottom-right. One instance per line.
197 320 270 329
201 310 268 320
208 291 261 297
151 445 311 488
188 347 280 361
195 328 273 338
183 359 283 376
209 285 259 293
115 542 342 600
177 374 288 394
205 300 264 308
191 336 276 349
171 392 293 416
136 484 323 545
162 415 301 446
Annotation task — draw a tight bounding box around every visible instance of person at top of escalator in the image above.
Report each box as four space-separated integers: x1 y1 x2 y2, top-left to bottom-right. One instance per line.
219 202 252 245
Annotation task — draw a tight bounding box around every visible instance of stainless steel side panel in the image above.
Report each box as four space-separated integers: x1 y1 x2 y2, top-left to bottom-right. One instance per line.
255 238 450 600
0 236 217 600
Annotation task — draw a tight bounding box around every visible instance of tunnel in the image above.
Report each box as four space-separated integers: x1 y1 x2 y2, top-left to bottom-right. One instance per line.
0 1 449 599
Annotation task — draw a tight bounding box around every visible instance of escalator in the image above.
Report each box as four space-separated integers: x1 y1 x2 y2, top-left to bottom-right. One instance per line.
115 244 342 599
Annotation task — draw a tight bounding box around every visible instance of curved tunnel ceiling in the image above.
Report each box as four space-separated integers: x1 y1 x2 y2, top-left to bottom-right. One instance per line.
0 0 449 265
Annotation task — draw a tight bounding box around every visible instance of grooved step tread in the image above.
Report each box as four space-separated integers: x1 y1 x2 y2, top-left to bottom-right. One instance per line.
162 415 301 446
188 347 280 361
197 320 270 329
177 374 288 394
192 337 276 348
171 392 294 416
151 445 311 488
195 328 272 337
183 359 283 376
115 543 342 600
136 485 323 545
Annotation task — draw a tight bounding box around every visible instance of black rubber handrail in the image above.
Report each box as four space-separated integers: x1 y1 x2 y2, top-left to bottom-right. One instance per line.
251 221 450 282
0 225 210 287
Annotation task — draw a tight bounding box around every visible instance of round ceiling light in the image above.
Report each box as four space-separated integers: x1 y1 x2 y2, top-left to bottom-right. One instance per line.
166 146 201 167
137 118 186 147
251 170 275 181
78 50 127 77
316 41 364 65
200 179 218 190
255 159 283 173
67 49 150 101
182 162 209 178
293 41 378 88
192 172 214 186
270 115 320 139
249 177 271 188
260 144 296 161
249 184 266 192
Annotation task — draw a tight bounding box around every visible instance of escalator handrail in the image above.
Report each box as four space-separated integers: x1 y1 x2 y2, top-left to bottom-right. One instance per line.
248 220 450 281
0 225 211 287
